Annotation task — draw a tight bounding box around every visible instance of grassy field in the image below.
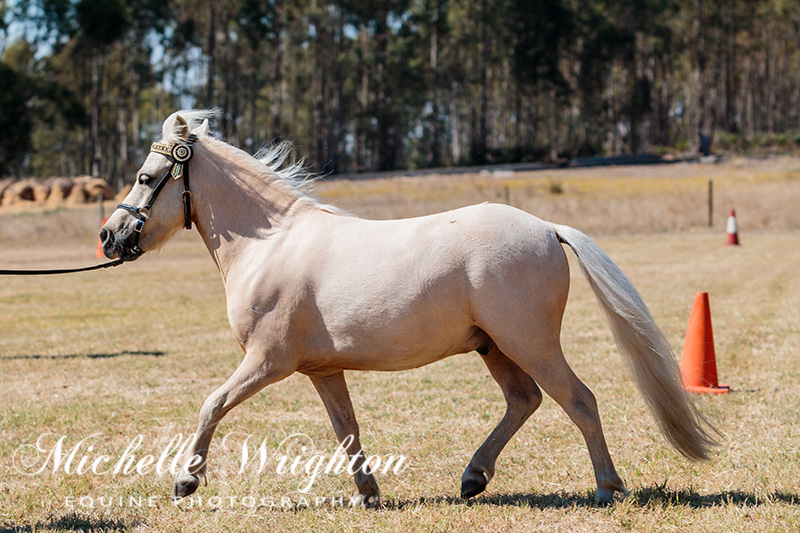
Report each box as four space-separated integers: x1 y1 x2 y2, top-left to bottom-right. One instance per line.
1 157 800 531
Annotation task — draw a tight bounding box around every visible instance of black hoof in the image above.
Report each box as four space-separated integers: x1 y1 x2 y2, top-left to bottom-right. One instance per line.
364 494 381 509
460 478 486 499
172 476 200 501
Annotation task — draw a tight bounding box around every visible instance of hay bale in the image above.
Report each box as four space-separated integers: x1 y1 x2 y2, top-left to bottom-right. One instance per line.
1 180 36 206
65 175 108 205
47 178 75 205
65 182 90 205
0 178 14 206
84 178 113 201
33 179 52 203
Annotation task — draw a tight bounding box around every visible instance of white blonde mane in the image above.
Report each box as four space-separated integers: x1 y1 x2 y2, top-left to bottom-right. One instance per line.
161 109 330 208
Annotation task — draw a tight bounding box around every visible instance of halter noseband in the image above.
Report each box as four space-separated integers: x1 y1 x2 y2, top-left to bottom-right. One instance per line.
116 134 197 255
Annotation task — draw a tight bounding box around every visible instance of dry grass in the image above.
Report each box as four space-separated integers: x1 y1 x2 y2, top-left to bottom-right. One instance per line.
1 157 800 531
314 155 800 234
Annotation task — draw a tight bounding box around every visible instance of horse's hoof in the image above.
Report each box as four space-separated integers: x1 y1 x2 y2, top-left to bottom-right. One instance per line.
172 474 201 501
594 490 613 506
594 477 628 505
460 478 486 499
350 492 380 508
594 485 627 506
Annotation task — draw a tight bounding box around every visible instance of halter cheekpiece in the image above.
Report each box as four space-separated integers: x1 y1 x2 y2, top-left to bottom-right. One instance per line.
116 134 197 255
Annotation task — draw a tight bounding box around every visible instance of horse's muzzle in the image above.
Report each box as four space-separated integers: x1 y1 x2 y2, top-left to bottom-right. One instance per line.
99 226 142 261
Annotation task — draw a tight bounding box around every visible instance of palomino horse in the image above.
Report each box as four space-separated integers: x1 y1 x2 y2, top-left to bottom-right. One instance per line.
100 110 715 505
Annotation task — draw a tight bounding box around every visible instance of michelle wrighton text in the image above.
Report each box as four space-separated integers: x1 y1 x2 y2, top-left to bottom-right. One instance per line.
13 432 409 493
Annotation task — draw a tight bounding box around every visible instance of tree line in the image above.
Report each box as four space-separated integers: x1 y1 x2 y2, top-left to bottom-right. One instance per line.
1 0 799 186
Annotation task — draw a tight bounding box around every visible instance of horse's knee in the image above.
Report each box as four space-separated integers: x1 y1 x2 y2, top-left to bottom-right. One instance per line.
199 392 227 426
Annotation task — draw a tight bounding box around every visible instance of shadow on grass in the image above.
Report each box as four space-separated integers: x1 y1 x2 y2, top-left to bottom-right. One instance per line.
0 350 165 360
376 486 800 511
1 513 143 532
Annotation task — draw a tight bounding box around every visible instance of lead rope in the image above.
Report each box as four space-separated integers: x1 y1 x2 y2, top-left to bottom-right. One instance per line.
0 257 131 276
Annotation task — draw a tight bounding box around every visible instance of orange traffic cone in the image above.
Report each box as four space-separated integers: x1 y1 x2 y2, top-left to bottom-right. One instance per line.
726 208 739 246
679 292 729 394
96 217 108 258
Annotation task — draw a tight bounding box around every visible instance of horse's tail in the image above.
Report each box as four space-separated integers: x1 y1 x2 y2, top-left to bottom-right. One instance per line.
550 223 717 461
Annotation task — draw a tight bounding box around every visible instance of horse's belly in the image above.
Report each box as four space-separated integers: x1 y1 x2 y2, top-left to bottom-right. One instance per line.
302 283 485 371
300 324 490 372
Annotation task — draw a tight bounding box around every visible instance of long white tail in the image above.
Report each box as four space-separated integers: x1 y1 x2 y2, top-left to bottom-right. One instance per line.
551 223 717 461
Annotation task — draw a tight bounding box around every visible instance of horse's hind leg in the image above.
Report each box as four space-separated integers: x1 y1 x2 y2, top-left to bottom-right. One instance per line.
506 341 627 504
173 350 294 500
462 345 543 499
309 371 381 506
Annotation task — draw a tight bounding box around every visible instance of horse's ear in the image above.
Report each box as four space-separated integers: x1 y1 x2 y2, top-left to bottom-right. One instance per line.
173 115 190 140
192 119 210 138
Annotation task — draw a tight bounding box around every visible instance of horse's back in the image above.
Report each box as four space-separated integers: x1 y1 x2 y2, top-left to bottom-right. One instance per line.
314 202 563 289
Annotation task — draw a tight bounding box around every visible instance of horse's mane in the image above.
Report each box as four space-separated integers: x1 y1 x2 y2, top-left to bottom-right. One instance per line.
161 109 335 210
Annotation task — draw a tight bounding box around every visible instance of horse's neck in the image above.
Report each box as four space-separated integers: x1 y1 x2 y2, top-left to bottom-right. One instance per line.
191 144 310 282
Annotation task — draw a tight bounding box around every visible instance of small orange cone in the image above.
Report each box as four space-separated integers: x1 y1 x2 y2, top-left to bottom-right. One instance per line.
96 217 108 258
726 208 739 245
680 292 729 394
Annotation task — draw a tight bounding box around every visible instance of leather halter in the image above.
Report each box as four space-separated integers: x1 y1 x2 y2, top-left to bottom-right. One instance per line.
116 134 197 255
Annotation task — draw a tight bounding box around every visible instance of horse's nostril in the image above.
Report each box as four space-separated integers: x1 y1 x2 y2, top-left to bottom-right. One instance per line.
99 229 111 246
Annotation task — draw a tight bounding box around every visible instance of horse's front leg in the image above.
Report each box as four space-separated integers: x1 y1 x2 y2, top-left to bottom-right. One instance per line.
173 349 294 500
309 371 381 506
